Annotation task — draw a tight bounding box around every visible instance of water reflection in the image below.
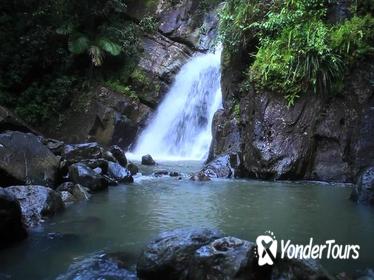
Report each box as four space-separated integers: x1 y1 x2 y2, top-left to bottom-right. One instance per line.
0 162 373 279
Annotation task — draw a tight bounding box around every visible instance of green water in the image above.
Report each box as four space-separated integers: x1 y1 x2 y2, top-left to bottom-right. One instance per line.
0 161 373 279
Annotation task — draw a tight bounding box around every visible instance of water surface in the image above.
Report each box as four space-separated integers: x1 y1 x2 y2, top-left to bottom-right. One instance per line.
1 161 373 279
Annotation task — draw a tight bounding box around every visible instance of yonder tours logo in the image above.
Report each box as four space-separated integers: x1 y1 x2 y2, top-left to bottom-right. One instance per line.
255 231 360 266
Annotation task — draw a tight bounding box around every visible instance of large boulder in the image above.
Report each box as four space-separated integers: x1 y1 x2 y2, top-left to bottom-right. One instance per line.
0 131 60 187
0 188 28 248
351 167 374 205
107 162 134 184
63 142 104 163
137 229 330 280
127 163 139 176
69 163 108 192
137 228 223 279
190 237 255 279
56 252 137 280
5 185 64 227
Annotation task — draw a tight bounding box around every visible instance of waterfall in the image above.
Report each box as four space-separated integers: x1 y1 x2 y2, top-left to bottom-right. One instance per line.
131 48 222 161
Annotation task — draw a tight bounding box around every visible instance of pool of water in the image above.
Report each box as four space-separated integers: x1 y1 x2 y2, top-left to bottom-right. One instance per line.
1 161 373 279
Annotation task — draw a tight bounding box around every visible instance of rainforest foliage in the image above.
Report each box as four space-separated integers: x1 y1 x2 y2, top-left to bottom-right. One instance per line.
0 0 151 125
219 0 374 106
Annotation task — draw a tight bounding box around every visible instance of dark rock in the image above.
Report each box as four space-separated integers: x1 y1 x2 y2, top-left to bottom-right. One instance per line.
154 169 169 177
215 50 374 183
56 182 90 201
201 155 233 179
40 87 151 151
6 185 64 227
103 151 117 163
80 158 109 174
169 171 180 177
110 145 127 167
107 162 134 184
0 131 60 187
137 228 223 280
138 229 330 280
127 163 139 176
39 137 65 156
69 163 108 192
56 182 75 192
56 252 137 280
273 258 330 280
0 105 34 133
63 143 104 163
190 171 211 181
61 191 76 206
142 154 156 166
208 109 241 163
351 167 374 205
156 0 219 51
0 188 27 249
190 237 255 279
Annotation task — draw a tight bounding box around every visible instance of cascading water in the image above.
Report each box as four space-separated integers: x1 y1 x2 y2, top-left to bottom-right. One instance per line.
131 48 223 161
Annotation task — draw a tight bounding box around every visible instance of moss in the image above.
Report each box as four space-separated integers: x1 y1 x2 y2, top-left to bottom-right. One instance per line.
219 0 374 106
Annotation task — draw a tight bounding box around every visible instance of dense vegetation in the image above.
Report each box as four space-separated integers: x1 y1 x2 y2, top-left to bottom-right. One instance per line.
0 0 151 125
219 0 374 105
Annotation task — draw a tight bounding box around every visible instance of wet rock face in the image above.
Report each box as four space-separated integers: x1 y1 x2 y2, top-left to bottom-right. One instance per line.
0 188 27 249
137 228 223 280
42 87 152 150
351 167 374 205
69 163 108 192
0 131 60 187
215 51 374 183
156 0 219 51
5 185 64 227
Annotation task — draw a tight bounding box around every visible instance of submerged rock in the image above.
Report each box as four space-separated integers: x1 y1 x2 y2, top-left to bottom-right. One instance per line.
0 188 27 248
169 171 180 177
107 162 134 184
0 131 60 187
127 163 139 176
5 185 64 227
154 169 169 177
56 252 137 280
69 163 108 192
351 166 374 205
141 154 156 166
137 228 222 279
190 171 211 181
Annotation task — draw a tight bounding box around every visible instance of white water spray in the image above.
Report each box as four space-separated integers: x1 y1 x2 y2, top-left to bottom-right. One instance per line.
131 48 223 161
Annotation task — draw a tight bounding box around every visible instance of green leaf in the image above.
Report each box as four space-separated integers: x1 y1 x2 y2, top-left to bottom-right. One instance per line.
98 38 122 56
68 35 89 54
